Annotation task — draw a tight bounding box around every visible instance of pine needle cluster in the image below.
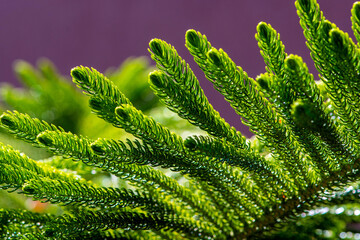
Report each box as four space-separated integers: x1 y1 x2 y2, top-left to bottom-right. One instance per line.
1 0 360 239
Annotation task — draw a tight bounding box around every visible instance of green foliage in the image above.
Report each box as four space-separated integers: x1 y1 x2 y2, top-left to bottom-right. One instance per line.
1 0 360 239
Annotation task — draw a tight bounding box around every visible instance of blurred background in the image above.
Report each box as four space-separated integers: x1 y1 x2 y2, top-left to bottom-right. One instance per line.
0 0 355 137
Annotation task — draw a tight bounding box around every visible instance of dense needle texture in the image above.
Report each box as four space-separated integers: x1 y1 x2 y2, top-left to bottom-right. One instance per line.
1 0 360 239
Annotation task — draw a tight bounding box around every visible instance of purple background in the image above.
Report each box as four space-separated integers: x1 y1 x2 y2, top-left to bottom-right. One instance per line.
0 0 356 137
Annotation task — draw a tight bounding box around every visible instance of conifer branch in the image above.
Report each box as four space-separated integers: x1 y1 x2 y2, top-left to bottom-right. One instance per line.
45 210 220 239
185 29 320 189
0 110 63 144
113 104 261 214
0 111 222 229
256 22 287 79
184 135 293 195
71 66 132 126
0 209 53 238
352 2 360 46
2 0 360 238
285 55 355 166
70 62 264 216
22 177 173 212
91 138 161 165
196 43 317 188
0 143 86 185
0 163 39 191
91 138 236 231
71 66 132 106
296 0 360 145
149 39 247 148
91 137 261 232
79 229 155 240
114 104 186 158
34 129 225 229
254 20 350 176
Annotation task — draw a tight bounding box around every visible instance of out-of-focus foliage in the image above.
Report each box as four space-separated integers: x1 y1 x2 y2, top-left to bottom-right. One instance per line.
1 57 158 137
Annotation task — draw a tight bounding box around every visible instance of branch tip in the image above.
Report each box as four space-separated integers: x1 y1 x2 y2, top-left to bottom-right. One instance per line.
0 114 16 130
149 39 164 58
185 29 200 48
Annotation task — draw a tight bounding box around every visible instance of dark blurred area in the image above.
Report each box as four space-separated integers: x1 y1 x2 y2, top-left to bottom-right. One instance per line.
0 0 354 137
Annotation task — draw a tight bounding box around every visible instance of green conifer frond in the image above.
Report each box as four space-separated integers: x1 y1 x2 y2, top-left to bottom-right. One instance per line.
45 210 219 239
186 30 311 183
285 55 355 165
32 127 225 229
3 0 360 238
0 110 63 144
94 135 276 204
0 143 84 186
71 66 132 126
114 104 185 155
149 39 246 148
187 34 318 187
90 139 232 231
0 163 38 191
296 0 360 144
0 209 53 238
184 135 293 194
91 137 177 167
22 177 173 212
71 66 131 106
352 2 360 46
256 22 287 79
33 107 265 234
80 228 162 240
112 104 258 206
